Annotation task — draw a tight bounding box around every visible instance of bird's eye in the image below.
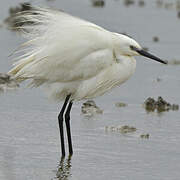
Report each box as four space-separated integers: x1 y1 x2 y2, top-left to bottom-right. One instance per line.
130 45 139 52
129 45 135 50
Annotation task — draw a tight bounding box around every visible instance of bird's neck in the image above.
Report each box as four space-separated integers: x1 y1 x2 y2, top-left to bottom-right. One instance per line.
116 54 136 66
115 54 136 81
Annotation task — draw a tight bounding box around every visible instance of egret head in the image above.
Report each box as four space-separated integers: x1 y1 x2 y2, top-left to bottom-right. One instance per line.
114 33 167 64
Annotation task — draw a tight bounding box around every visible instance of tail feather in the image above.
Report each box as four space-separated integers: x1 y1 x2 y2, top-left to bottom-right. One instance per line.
8 55 35 77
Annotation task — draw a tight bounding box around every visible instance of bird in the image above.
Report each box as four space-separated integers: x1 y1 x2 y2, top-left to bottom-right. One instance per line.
7 6 167 157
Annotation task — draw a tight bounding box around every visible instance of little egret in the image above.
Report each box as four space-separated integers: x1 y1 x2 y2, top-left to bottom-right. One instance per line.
8 7 167 157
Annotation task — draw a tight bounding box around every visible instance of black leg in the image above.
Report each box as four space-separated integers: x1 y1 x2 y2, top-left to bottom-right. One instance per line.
58 95 71 157
65 101 73 156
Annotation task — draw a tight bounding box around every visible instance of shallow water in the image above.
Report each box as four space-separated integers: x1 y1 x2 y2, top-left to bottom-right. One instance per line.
0 0 180 180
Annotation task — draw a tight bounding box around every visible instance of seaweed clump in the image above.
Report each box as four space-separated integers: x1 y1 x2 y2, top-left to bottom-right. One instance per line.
144 96 179 113
168 59 180 65
81 100 103 116
115 102 127 108
91 0 105 7
0 73 19 92
138 0 145 7
140 134 150 139
105 125 136 134
153 36 159 42
124 0 135 7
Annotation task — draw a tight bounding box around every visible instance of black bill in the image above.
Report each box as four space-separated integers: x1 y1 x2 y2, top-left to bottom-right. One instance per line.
130 46 167 64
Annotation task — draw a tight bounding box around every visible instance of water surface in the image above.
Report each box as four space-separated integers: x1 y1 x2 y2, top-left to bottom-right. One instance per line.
0 0 180 180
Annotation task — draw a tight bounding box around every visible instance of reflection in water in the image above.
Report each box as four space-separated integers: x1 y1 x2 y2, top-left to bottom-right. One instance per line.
2 146 15 180
54 156 72 180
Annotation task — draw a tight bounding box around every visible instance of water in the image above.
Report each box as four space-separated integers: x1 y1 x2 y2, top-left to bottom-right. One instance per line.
0 0 180 179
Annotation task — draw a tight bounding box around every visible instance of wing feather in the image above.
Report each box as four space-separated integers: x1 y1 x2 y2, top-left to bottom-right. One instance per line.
8 7 114 86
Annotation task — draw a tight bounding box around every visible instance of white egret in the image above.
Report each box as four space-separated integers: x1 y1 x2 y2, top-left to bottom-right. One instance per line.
8 7 167 157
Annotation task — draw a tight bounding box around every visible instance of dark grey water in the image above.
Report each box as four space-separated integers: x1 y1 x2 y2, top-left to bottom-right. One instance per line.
0 0 180 180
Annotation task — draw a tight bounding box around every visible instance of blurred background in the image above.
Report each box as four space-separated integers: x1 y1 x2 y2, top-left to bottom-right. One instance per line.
0 0 180 180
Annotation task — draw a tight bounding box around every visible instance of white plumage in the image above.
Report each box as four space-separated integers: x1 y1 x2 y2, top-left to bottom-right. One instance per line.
8 7 147 101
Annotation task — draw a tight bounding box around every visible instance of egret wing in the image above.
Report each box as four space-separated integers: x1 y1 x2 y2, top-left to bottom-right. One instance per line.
9 7 114 85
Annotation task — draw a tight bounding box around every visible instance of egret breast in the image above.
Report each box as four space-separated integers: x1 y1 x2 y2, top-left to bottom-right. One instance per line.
74 56 136 100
